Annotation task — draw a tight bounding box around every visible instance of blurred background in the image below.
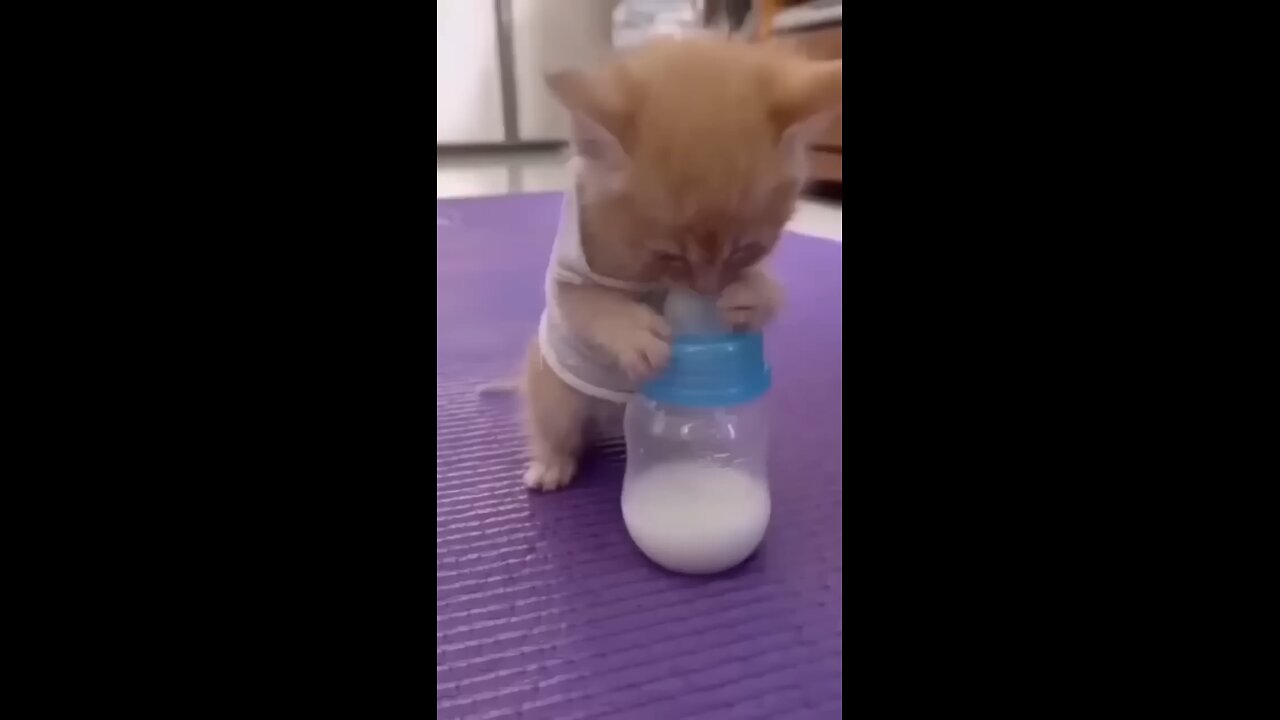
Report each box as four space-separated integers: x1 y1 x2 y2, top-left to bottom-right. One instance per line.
436 0 842 240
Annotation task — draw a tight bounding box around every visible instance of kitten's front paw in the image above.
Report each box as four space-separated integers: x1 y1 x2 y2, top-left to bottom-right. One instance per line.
718 274 782 331
523 456 577 492
602 308 671 381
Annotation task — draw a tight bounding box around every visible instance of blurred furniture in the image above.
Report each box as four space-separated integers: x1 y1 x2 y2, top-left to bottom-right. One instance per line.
436 0 505 144
436 0 615 147
759 0 841 184
511 0 615 142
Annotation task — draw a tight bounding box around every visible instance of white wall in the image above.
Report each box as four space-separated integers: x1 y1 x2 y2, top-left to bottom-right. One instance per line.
436 0 505 144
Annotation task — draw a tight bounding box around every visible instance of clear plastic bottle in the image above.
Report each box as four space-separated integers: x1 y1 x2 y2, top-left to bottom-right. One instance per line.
622 290 772 574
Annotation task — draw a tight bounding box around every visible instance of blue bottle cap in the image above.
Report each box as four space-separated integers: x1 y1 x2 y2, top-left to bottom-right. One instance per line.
641 332 771 408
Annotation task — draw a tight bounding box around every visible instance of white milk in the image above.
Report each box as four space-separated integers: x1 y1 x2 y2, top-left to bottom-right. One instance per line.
621 461 771 574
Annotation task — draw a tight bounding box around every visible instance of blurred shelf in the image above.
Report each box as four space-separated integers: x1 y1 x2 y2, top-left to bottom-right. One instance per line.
772 0 842 33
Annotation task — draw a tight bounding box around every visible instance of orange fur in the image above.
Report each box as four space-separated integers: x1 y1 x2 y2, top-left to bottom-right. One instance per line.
522 38 841 491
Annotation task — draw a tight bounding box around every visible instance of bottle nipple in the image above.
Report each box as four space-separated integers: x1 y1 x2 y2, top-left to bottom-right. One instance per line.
664 287 727 336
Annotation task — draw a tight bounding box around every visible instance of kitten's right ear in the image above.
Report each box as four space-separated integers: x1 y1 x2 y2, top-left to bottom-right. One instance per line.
546 68 632 172
770 60 843 179
771 60 842 132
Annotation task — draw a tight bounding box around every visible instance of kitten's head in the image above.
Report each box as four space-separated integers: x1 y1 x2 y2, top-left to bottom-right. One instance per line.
548 39 841 293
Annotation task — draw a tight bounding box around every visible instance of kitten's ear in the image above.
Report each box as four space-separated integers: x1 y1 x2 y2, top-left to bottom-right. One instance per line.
546 68 632 171
771 60 842 177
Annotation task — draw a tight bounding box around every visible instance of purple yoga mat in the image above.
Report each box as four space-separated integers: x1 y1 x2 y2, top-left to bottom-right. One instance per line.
437 193 842 719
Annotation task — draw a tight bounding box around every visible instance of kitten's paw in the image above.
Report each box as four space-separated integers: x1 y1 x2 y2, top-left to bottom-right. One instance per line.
523 457 578 492
603 309 671 381
718 275 781 331
614 329 671 380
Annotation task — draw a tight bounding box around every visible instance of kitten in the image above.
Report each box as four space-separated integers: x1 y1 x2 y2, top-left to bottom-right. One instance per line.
522 38 841 491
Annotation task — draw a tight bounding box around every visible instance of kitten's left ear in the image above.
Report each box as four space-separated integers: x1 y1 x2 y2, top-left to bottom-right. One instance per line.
771 60 842 176
546 68 633 175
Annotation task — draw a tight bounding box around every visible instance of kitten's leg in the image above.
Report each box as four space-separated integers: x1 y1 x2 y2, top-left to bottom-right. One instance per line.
556 282 671 380
520 339 588 491
718 266 783 331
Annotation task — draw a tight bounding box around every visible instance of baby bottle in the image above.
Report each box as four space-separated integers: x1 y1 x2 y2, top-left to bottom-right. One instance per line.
622 289 772 574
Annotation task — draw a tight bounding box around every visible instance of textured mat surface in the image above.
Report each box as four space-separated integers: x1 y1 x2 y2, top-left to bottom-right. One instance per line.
437 194 842 719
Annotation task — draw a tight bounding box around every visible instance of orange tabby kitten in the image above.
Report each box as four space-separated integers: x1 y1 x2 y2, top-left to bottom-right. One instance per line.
522 38 841 491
